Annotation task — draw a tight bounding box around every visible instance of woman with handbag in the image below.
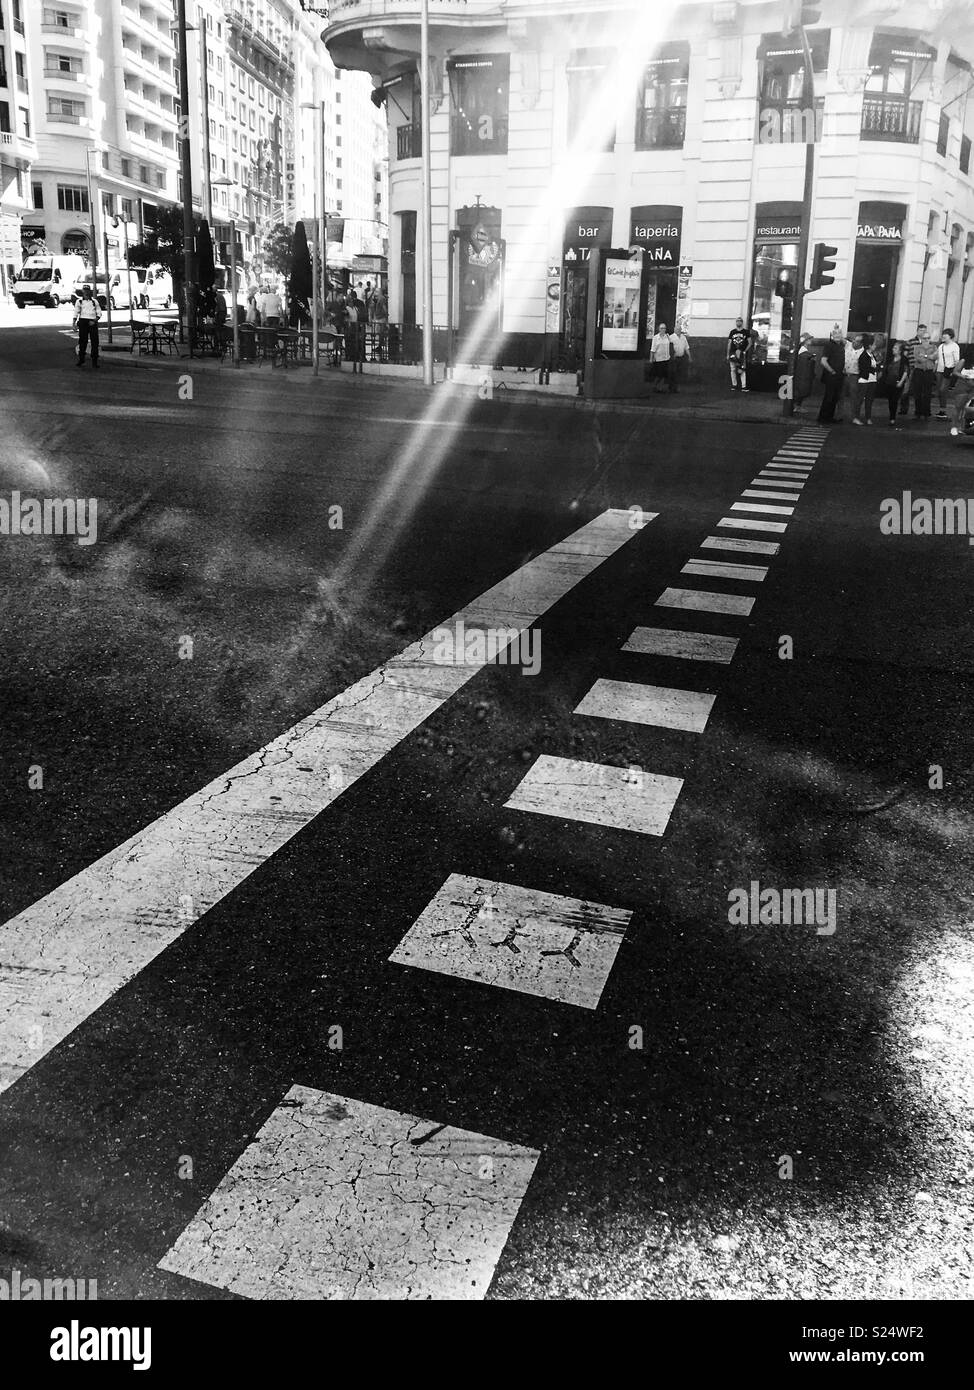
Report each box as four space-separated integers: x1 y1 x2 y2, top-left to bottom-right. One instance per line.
936 329 961 419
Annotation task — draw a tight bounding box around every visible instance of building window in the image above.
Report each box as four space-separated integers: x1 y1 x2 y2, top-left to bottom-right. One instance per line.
19 105 29 137
449 55 510 156
937 111 950 157
102 151 110 170
636 43 689 150
121 197 134 220
156 171 165 188
32 182 43 208
57 183 89 212
139 163 148 182
47 97 85 123
757 31 828 143
121 157 130 177
961 134 971 174
862 37 931 143
566 50 616 151
0 102 9 135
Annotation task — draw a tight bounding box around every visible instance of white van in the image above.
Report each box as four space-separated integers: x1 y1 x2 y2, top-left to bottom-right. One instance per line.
142 266 173 309
13 254 87 308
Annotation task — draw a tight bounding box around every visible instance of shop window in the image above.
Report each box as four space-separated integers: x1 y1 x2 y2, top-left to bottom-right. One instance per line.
750 240 800 364
449 55 509 156
636 43 689 150
566 49 616 152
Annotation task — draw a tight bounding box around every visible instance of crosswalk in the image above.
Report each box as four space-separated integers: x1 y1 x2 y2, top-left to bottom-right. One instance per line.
2 427 829 1300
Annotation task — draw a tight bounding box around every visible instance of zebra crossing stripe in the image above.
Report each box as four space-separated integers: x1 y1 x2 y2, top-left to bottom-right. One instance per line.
622 627 740 662
389 874 632 1009
0 508 655 1095
682 558 767 581
718 517 787 533
730 502 794 516
158 1086 540 1300
741 489 804 502
655 587 755 616
700 536 780 555
574 678 716 733
504 754 684 836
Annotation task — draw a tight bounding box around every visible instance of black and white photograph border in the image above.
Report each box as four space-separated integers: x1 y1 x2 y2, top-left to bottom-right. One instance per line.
0 0 971 1363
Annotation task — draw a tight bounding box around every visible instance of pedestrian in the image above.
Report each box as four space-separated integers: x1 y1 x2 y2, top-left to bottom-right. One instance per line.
370 285 389 360
912 328 937 419
852 335 878 425
726 316 752 392
344 290 366 373
261 286 282 328
901 323 925 415
793 333 816 414
842 333 862 421
882 341 908 427
649 321 674 392
936 328 961 418
245 290 261 327
817 327 845 423
670 324 691 391
73 283 101 369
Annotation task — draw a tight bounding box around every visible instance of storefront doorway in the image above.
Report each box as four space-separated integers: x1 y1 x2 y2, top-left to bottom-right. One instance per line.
560 206 612 370
628 205 681 338
848 244 899 337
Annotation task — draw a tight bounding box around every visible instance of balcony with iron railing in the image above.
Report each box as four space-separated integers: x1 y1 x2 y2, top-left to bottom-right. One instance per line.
861 95 923 143
44 67 86 83
41 22 83 40
635 106 686 151
396 122 422 160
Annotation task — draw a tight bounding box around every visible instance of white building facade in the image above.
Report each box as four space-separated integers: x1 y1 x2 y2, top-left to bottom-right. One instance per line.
0 0 36 293
324 0 974 373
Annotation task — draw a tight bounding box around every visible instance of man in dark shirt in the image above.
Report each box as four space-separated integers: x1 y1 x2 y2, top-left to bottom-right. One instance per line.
900 323 926 415
817 328 846 423
726 317 754 392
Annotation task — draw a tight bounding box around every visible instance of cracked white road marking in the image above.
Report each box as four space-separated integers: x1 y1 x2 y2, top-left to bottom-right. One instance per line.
158 1086 540 1300
504 754 684 836
682 558 767 582
730 501 794 516
389 874 632 1009
0 509 654 1093
741 489 805 503
655 587 755 616
574 678 716 733
622 627 739 662
701 536 780 555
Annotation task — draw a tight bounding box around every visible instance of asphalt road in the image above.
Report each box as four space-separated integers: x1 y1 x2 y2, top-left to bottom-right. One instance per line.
0 321 972 1304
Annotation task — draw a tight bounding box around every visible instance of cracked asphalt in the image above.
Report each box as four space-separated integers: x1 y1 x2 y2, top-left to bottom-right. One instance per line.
0 321 972 1308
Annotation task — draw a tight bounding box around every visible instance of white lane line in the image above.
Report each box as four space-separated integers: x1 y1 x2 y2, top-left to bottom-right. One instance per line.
158 1086 540 1300
718 517 787 533
574 678 716 733
741 489 804 502
505 754 684 836
682 558 767 582
0 508 655 1094
730 501 794 516
389 874 632 1009
622 627 740 662
701 536 780 555
655 586 755 616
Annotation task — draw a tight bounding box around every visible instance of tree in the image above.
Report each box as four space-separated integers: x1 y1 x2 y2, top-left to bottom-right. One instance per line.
128 206 185 290
262 223 293 281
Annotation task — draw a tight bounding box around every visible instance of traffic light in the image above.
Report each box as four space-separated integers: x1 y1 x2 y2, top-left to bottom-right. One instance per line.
782 1 821 32
809 242 837 292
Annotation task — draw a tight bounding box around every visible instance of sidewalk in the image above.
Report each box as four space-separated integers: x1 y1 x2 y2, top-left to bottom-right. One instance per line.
106 333 804 426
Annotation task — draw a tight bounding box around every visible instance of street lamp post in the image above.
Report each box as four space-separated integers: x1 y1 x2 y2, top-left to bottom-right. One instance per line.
112 216 134 336
300 99 326 378
212 176 240 368
420 0 434 386
175 0 197 356
83 146 98 281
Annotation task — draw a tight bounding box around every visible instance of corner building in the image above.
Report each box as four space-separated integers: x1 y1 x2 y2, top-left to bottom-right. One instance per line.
324 0 974 375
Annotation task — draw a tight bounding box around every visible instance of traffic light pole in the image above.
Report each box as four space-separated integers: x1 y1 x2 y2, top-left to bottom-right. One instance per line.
783 23 815 418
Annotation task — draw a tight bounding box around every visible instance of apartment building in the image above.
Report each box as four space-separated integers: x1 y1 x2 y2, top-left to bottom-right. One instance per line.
0 0 36 293
324 0 974 372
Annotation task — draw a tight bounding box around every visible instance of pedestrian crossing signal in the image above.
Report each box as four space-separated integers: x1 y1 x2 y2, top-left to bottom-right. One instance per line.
809 242 837 292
